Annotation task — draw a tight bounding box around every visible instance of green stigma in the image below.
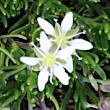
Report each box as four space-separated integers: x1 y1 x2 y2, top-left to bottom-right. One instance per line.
43 55 56 67
56 36 67 47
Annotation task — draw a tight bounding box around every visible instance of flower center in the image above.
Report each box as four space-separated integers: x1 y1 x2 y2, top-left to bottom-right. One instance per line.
43 55 56 67
56 36 67 47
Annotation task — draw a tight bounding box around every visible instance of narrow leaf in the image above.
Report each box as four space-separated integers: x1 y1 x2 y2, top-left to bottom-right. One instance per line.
93 64 106 80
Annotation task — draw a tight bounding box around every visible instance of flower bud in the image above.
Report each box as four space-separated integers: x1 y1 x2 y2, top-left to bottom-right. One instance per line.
100 80 110 92
98 98 110 110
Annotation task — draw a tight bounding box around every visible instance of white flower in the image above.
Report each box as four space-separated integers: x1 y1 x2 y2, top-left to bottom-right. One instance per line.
20 31 74 91
37 12 93 60
2 108 10 110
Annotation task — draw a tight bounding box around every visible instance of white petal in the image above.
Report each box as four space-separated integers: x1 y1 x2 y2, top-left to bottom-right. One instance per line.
64 56 73 73
53 65 70 85
20 56 39 66
56 46 74 59
71 39 93 50
37 17 55 36
98 105 103 110
40 31 52 51
61 12 73 33
38 66 49 91
2 108 10 110
85 102 98 109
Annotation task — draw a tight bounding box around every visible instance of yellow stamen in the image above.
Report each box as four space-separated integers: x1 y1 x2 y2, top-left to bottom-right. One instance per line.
43 55 56 67
56 36 67 47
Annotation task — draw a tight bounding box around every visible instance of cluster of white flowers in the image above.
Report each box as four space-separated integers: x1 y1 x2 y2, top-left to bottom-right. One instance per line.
20 12 93 91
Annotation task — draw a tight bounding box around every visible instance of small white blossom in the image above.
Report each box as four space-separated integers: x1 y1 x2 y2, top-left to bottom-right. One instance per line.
20 31 74 91
2 108 10 110
37 12 93 60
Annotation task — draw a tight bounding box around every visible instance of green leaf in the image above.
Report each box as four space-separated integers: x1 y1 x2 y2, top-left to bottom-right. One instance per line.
73 80 80 102
27 89 36 106
107 31 110 40
0 13 7 28
40 91 45 101
8 14 28 33
89 0 100 3
101 32 108 51
66 29 79 37
93 33 102 50
14 88 23 100
0 64 26 71
88 74 98 91
49 94 59 110
10 101 17 110
75 101 80 110
0 34 27 40
0 4 6 15
93 64 106 80
10 98 21 110
26 74 37 86
0 78 6 86
12 51 21 60
80 91 87 109
21 82 28 92
86 52 99 64
49 85 55 94
45 85 59 109
104 23 110 33
86 55 96 67
53 79 58 86
72 55 77 78
85 84 99 105
60 87 74 110
32 27 41 42
83 63 87 76
0 64 27 79
11 24 31 35
15 74 29 81
2 95 15 107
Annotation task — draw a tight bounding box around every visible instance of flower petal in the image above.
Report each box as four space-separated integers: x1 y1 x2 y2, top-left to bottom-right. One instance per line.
71 39 93 50
64 56 73 73
61 12 73 33
38 66 49 91
55 46 74 59
2 108 10 110
37 17 55 36
40 31 52 51
85 102 98 109
53 65 70 85
20 56 39 66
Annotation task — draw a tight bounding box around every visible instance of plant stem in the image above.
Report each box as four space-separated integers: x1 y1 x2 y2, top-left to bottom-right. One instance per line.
28 103 33 110
36 93 47 110
78 60 91 75
98 88 105 101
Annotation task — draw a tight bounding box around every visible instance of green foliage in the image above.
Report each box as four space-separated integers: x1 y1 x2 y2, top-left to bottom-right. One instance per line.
0 0 33 27
0 0 110 110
